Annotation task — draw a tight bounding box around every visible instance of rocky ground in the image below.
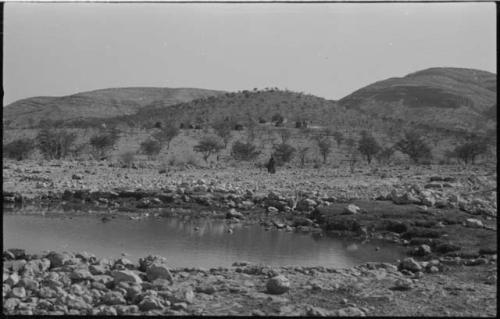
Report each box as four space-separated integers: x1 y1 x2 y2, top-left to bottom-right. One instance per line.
2 159 498 316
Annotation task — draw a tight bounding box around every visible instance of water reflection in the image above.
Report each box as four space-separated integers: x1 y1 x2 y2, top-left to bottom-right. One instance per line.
3 212 405 268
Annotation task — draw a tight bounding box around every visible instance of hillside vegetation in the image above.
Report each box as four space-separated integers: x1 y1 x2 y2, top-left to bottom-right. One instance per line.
338 67 497 133
2 67 497 166
3 87 225 128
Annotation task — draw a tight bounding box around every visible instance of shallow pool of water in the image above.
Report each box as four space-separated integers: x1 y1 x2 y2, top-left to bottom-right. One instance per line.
3 211 405 268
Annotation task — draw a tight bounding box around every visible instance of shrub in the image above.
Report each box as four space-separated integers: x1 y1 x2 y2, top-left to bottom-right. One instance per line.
272 143 296 166
278 129 292 144
231 141 260 161
315 136 332 164
376 147 395 164
119 151 136 168
271 113 284 124
89 131 119 159
193 135 224 162
153 123 179 150
3 138 35 160
297 146 310 168
37 128 77 160
357 131 382 164
140 139 162 159
395 131 432 164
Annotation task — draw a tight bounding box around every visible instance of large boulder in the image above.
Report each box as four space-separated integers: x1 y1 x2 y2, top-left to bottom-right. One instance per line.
138 255 167 272
266 275 290 295
111 270 143 284
46 252 71 268
399 258 422 272
146 263 173 283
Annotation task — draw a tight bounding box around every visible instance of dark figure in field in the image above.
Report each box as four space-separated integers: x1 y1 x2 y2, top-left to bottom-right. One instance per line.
267 156 276 174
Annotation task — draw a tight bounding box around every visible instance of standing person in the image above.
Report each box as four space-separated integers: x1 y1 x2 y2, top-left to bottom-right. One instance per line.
267 155 276 174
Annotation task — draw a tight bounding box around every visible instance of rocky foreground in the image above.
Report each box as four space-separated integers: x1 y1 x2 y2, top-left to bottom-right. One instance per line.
2 160 498 316
3 248 497 316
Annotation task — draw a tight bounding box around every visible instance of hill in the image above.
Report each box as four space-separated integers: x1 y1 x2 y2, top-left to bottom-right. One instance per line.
3 87 225 128
338 67 497 133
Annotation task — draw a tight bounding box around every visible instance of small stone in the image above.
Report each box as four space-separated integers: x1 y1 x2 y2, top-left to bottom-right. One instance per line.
138 296 165 311
9 286 27 299
172 302 188 311
102 291 126 305
70 268 94 281
266 275 290 295
465 218 484 228
4 273 20 286
3 297 21 311
428 266 439 273
344 204 361 214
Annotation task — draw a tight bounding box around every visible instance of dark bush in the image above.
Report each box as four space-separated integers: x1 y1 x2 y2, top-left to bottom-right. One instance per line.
3 138 35 160
395 131 433 164
272 143 296 166
140 139 162 158
358 131 382 164
153 123 179 150
230 141 260 161
89 131 119 159
384 220 409 233
435 243 461 254
401 227 443 239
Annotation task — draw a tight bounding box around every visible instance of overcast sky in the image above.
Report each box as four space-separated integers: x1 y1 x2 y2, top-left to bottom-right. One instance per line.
3 2 496 105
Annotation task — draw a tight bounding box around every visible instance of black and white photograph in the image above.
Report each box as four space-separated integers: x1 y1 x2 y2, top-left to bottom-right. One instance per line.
2 1 497 316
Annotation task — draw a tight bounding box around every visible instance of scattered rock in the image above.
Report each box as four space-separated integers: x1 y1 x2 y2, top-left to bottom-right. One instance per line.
399 258 422 272
266 275 290 295
465 218 484 228
111 270 143 284
344 204 361 215
146 263 173 283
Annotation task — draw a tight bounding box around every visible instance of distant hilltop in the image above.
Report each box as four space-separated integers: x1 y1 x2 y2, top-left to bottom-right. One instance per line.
3 67 496 135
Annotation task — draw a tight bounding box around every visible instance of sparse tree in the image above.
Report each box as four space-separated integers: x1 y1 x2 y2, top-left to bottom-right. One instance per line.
450 137 489 165
272 143 296 166
3 138 35 160
153 123 180 150
357 131 382 164
395 131 432 164
297 146 310 168
37 128 77 160
315 136 332 164
212 118 233 147
89 131 120 159
332 131 344 147
231 141 260 161
193 135 224 163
